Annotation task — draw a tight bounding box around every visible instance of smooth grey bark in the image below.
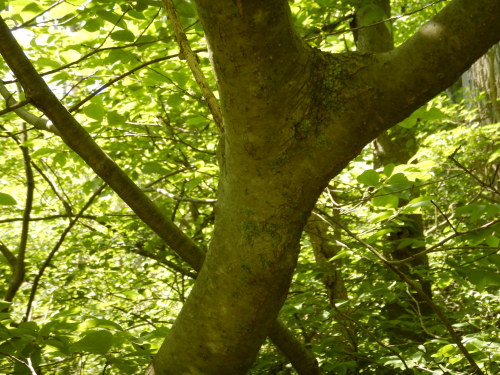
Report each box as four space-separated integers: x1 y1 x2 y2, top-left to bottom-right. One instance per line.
150 0 500 374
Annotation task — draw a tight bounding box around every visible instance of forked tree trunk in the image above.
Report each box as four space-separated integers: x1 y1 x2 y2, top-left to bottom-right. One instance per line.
148 1 500 373
1 1 499 374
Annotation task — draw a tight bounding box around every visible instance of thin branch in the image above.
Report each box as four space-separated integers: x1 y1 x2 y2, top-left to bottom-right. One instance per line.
331 304 410 371
0 81 60 135
4 124 35 303
0 352 39 375
0 242 17 268
31 161 73 216
0 213 134 224
316 212 485 375
162 0 223 131
431 200 457 233
306 0 448 41
449 154 500 195
130 246 197 279
144 187 217 204
24 183 106 321
67 51 205 113
16 0 64 29
389 219 499 265
0 98 31 115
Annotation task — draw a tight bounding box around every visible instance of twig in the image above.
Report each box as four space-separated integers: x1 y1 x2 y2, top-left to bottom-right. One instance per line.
332 304 411 371
0 98 31 115
67 51 205 113
145 187 217 204
0 352 39 375
431 200 457 233
16 0 64 29
306 0 448 41
316 212 486 375
4 124 34 302
448 154 500 195
162 0 224 131
24 183 106 321
0 81 60 135
389 219 499 265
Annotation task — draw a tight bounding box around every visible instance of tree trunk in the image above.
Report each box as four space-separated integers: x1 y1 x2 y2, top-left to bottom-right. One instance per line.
462 43 500 124
306 214 347 303
355 0 433 319
2 0 500 374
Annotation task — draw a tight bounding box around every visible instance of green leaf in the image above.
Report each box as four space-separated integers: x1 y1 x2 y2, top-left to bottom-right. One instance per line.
79 318 123 331
173 0 197 18
432 343 456 358
372 193 398 208
357 169 379 186
107 111 125 125
488 147 500 163
53 152 67 167
31 147 54 159
485 235 499 247
467 269 500 291
402 196 435 213
83 19 102 32
329 250 349 261
71 330 113 355
83 103 105 121
167 92 184 107
45 337 71 355
143 161 169 175
110 30 136 42
384 172 411 190
35 57 61 69
96 10 128 29
383 163 395 177
0 192 17 205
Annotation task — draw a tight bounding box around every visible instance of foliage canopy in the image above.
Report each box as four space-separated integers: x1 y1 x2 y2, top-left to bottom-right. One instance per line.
0 0 499 374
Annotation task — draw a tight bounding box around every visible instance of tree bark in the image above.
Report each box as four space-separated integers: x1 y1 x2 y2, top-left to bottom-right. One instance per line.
1 0 500 373
150 0 500 373
462 43 500 124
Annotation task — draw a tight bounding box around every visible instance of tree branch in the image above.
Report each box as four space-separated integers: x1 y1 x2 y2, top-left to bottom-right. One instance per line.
366 0 500 132
0 15 317 374
389 219 499 265
24 183 106 321
318 213 486 375
0 242 16 269
163 0 223 131
4 124 34 303
0 15 206 271
0 81 60 135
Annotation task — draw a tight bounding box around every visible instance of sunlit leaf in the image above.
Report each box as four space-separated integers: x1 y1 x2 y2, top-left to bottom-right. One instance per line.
0 192 17 205
357 169 379 186
111 30 136 42
71 330 113 355
372 193 398 208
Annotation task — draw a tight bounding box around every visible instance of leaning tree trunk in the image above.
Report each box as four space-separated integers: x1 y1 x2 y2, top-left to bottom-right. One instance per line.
147 1 500 373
